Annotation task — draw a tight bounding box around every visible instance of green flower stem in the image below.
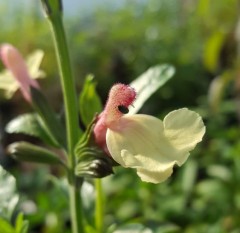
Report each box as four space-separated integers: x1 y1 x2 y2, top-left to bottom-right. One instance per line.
95 179 104 233
42 5 84 233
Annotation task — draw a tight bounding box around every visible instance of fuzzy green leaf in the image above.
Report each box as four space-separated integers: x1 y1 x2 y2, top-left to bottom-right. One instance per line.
129 64 175 114
79 74 103 127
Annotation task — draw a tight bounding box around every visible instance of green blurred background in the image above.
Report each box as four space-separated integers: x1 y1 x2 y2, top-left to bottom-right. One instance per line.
1 0 240 232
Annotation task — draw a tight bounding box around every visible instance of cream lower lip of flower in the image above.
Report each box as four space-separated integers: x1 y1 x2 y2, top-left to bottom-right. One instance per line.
106 108 205 184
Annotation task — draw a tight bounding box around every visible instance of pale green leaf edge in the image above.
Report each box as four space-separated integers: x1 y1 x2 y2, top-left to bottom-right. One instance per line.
129 64 175 114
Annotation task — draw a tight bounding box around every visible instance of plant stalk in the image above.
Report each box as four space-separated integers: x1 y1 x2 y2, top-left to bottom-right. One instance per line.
95 179 104 233
43 4 84 233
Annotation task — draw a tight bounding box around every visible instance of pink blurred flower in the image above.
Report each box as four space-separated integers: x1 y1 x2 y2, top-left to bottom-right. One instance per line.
0 43 39 102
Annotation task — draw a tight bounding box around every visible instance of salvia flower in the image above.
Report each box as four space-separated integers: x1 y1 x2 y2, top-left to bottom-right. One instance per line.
94 83 205 184
0 43 42 102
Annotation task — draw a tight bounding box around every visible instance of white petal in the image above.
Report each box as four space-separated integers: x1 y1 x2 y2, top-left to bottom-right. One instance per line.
136 167 174 184
106 115 188 183
106 111 205 183
121 151 176 183
164 108 205 155
107 115 163 166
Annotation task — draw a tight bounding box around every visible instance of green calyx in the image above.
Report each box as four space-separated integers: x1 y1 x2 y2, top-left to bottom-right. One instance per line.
75 153 114 179
74 119 114 179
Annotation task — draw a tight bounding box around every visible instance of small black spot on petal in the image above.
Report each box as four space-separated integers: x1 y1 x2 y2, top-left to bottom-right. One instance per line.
118 105 129 114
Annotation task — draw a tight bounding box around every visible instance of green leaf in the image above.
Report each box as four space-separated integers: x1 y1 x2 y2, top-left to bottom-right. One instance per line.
0 166 19 220
7 141 66 166
85 224 98 233
113 223 152 233
15 213 24 233
79 74 103 127
207 165 232 182
0 49 45 99
129 64 175 114
196 179 226 200
155 224 180 233
181 159 198 195
20 221 29 233
0 217 15 233
208 71 233 113
203 31 226 73
30 87 67 148
5 113 59 147
15 212 29 233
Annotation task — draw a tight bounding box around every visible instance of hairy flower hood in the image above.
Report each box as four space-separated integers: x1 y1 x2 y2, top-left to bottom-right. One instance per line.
94 83 205 183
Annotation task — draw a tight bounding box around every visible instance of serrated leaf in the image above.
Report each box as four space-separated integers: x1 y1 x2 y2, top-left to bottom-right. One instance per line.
0 49 45 99
6 113 59 147
79 74 103 127
129 64 175 114
0 166 19 220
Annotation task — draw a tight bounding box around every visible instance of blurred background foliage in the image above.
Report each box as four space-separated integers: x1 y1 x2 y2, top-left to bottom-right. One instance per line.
0 0 240 232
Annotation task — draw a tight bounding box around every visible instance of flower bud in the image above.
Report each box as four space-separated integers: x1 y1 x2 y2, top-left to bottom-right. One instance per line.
8 141 64 165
